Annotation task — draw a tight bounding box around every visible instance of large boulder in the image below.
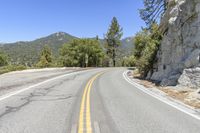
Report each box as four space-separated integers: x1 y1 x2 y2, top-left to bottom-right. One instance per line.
178 67 200 89
184 49 200 68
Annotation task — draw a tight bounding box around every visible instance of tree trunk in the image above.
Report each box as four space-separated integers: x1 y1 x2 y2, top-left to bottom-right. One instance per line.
113 59 116 67
113 48 116 67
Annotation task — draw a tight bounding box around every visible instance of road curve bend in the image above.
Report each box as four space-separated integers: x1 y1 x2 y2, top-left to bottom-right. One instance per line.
0 68 200 133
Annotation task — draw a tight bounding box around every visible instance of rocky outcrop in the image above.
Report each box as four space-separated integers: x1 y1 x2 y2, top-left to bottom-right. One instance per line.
178 67 200 89
150 0 200 89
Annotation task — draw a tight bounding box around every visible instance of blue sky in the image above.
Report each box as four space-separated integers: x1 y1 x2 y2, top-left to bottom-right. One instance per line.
0 0 145 43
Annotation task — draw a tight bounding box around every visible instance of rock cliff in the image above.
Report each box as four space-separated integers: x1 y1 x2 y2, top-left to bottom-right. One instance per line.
150 0 200 89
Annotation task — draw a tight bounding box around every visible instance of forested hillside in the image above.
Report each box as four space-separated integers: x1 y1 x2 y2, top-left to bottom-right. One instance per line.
0 32 134 66
0 32 77 66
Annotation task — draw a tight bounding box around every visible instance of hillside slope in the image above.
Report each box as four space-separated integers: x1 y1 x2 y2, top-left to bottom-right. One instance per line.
0 32 77 66
0 32 134 66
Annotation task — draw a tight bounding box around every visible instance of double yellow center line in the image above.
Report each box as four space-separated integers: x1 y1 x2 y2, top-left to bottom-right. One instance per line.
78 72 104 133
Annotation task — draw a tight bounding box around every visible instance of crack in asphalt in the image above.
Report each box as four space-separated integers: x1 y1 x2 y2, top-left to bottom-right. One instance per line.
0 77 75 118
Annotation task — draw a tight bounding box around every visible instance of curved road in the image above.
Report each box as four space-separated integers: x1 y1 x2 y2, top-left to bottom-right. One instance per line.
0 68 200 133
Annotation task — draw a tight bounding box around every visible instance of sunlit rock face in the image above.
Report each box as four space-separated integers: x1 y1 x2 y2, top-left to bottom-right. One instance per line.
150 0 200 89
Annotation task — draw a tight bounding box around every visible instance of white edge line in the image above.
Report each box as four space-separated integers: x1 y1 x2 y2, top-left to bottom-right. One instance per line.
122 70 200 121
0 69 92 101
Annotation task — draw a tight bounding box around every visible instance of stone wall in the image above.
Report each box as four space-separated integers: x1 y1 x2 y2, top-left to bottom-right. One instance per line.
150 0 200 89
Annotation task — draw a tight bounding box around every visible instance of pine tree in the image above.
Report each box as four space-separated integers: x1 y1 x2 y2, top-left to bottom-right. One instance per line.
0 51 8 66
105 17 123 67
140 0 167 26
36 45 52 67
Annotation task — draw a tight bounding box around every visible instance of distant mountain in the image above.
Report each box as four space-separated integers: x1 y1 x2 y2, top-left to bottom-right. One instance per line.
0 32 77 66
0 32 134 66
98 37 134 54
120 37 134 55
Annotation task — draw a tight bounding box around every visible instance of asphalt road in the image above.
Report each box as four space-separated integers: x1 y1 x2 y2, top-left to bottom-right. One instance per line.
0 68 200 133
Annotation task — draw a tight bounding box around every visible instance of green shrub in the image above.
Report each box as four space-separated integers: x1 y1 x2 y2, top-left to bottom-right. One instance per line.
59 38 106 67
0 65 26 74
133 23 162 77
122 56 136 67
0 51 8 67
36 45 53 68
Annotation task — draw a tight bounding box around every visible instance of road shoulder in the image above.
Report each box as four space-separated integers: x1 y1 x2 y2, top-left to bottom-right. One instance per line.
123 70 200 121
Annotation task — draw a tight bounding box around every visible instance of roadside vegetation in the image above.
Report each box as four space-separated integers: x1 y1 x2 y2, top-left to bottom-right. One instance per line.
0 51 23 74
0 51 8 66
122 55 136 67
0 51 26 74
133 23 162 77
0 65 26 75
36 45 53 68
121 0 166 78
59 38 106 67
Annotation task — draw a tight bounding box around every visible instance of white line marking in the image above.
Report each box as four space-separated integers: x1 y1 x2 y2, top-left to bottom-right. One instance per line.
0 70 92 102
123 70 200 121
94 121 101 133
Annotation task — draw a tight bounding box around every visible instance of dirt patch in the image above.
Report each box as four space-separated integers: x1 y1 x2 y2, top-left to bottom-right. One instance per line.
130 70 200 109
